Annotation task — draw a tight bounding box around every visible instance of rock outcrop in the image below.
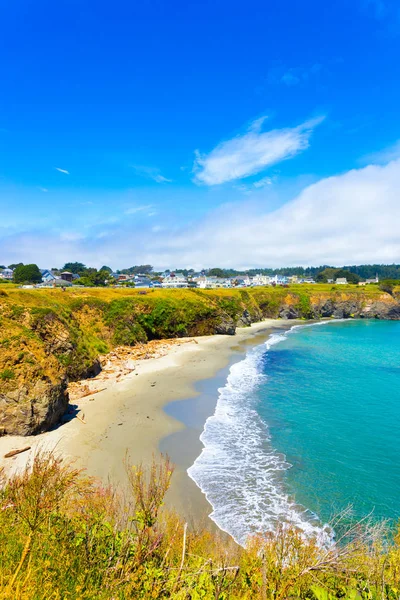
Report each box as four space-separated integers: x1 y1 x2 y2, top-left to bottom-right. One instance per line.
0 378 68 436
214 315 236 335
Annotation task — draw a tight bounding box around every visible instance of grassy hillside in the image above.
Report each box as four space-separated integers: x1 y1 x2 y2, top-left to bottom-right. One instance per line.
1 284 399 435
0 283 395 387
0 451 399 599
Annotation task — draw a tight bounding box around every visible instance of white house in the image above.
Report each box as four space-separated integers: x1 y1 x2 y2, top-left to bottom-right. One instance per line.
335 278 348 285
196 276 232 289
252 274 271 286
162 272 188 288
0 268 13 280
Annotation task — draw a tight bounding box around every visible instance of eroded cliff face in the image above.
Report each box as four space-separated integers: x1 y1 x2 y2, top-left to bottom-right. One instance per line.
1 287 399 436
0 379 68 436
278 292 400 320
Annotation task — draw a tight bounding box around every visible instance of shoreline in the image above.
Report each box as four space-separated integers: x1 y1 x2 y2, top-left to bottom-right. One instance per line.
0 319 294 528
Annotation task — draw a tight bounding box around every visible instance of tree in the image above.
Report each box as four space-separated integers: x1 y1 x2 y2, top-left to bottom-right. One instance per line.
316 273 328 283
208 268 225 278
62 262 86 274
120 265 153 275
8 263 23 270
13 264 42 284
0 265 6 270
100 265 112 273
335 269 360 284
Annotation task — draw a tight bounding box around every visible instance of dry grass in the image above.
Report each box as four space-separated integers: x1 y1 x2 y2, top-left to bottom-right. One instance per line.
0 452 399 599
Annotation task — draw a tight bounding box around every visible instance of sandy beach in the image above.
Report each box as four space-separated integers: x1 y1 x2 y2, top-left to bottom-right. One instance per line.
0 319 292 527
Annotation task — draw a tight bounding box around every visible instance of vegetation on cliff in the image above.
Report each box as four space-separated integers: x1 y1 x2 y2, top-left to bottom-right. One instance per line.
0 451 399 599
1 284 400 435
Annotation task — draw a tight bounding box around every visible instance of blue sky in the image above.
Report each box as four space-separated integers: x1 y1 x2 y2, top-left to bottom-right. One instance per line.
1 0 400 269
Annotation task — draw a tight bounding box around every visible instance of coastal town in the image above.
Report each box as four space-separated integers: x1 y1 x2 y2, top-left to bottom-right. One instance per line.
0 264 381 289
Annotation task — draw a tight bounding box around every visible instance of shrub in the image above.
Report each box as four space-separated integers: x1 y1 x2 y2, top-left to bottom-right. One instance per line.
0 368 15 380
0 452 399 599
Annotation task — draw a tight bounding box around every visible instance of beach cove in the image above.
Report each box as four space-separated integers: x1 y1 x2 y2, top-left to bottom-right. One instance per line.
0 319 293 529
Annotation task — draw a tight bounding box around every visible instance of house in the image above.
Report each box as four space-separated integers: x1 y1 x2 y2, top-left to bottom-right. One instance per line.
134 275 152 288
60 271 73 283
54 278 73 287
252 274 271 286
195 276 230 289
117 274 132 282
0 268 13 280
234 276 252 287
366 275 379 284
40 269 56 283
335 278 347 285
162 272 188 288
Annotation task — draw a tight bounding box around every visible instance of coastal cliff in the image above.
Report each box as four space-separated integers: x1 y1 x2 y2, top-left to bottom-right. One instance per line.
1 284 399 436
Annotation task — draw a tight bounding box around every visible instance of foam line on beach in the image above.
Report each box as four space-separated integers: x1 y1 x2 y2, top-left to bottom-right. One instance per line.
187 322 339 546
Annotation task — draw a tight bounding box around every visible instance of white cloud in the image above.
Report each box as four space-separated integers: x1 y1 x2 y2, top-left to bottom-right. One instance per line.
39 187 48 192
193 116 325 186
268 63 323 87
165 157 400 268
133 165 172 183
360 140 400 165
253 176 274 188
3 155 400 270
125 204 154 215
153 174 172 183
55 167 70 174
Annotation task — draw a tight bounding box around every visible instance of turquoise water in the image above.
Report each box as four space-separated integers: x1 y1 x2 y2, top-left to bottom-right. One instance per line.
188 320 400 544
259 320 400 525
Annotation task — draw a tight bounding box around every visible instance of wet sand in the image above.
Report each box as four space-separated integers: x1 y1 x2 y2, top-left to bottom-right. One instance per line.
0 319 293 528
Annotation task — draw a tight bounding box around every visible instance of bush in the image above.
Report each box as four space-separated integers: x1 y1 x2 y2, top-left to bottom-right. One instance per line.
0 452 399 599
13 264 42 284
0 368 15 380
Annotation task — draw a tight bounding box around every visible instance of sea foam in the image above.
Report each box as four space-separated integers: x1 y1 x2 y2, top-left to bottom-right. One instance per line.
188 325 333 546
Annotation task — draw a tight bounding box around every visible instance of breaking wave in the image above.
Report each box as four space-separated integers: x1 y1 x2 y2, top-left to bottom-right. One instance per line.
188 324 334 546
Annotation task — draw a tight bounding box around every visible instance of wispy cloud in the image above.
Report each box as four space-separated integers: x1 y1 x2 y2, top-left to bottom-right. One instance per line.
132 165 172 183
359 140 400 165
253 176 274 188
38 187 48 192
125 204 155 215
268 63 322 87
55 167 70 175
360 0 400 30
193 115 325 186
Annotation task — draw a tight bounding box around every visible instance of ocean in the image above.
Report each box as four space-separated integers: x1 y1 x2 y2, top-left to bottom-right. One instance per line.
188 320 400 545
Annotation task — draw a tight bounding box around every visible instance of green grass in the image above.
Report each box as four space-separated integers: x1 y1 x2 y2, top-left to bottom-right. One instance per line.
0 451 399 599
0 284 395 392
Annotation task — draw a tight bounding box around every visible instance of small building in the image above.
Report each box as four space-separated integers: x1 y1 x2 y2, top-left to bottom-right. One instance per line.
54 278 73 287
134 276 152 288
40 269 56 283
253 274 271 286
287 276 299 284
162 272 188 288
60 271 73 283
0 268 13 280
335 278 348 285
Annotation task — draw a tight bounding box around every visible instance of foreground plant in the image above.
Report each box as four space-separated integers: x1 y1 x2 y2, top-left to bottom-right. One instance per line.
0 452 399 599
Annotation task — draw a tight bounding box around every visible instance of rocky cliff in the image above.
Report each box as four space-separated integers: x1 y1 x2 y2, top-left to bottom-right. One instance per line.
1 285 399 436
